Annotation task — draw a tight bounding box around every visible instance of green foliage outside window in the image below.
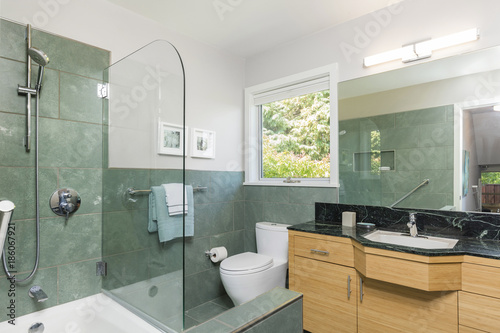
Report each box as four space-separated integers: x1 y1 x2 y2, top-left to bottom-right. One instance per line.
262 90 330 178
481 172 500 184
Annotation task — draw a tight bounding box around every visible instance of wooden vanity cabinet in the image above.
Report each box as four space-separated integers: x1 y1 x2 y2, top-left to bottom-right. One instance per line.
289 231 357 333
289 230 460 332
459 256 500 332
357 276 458 332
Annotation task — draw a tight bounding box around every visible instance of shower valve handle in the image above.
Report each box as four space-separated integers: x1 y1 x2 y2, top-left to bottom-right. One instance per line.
50 188 81 220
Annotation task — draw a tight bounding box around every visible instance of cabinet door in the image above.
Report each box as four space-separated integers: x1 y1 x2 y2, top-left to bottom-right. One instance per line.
358 277 458 333
293 256 357 333
459 291 500 332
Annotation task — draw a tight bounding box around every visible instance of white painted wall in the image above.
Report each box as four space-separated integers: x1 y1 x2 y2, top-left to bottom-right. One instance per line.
462 110 481 211
0 0 245 171
245 0 500 86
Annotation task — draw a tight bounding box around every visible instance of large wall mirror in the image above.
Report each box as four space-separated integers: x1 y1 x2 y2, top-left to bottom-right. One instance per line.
338 46 500 213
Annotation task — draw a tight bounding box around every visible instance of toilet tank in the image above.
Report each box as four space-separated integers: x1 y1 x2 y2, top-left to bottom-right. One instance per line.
255 222 291 261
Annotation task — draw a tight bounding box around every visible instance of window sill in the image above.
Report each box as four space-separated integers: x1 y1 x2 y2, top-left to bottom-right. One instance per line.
243 181 338 188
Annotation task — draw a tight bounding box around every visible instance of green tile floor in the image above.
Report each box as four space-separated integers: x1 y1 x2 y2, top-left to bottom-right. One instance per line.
185 295 235 329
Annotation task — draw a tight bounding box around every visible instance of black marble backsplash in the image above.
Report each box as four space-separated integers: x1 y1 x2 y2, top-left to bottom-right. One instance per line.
315 203 500 240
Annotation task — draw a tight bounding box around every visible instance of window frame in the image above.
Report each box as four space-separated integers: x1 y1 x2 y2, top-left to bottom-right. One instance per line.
244 64 339 187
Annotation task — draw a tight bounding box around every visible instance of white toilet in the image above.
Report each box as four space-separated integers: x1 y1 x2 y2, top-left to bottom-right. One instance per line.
220 222 291 306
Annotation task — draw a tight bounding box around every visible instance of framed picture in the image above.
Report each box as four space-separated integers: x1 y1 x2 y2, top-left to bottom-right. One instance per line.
158 122 187 156
191 128 215 159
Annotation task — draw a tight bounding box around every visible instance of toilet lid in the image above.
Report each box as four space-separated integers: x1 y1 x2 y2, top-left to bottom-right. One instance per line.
220 252 273 273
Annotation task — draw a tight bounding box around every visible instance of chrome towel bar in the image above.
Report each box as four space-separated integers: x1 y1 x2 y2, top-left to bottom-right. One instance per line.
127 186 207 196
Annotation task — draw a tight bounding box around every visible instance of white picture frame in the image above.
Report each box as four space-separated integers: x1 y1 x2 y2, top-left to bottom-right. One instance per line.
158 122 187 156
191 128 215 159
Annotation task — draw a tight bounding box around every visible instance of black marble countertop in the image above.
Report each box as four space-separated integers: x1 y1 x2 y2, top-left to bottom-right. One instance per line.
289 221 500 260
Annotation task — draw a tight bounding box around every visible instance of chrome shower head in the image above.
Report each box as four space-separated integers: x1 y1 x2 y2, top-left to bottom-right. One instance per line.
28 47 50 91
28 47 49 66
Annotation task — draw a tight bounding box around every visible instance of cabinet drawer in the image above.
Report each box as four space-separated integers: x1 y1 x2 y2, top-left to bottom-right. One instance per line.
294 235 354 267
462 262 500 298
459 291 500 332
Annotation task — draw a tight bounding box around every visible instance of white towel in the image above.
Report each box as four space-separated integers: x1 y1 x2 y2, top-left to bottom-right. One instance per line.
162 183 188 216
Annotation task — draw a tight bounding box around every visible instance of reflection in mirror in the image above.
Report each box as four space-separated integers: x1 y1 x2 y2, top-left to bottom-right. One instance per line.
338 46 500 212
462 106 500 212
338 104 454 209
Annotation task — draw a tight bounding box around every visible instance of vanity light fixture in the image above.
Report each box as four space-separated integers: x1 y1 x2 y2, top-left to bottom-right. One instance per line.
363 28 480 67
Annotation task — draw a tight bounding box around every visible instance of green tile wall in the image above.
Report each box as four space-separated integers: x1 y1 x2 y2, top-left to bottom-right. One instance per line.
242 185 338 253
0 18 109 318
339 105 454 209
101 169 331 318
101 168 246 313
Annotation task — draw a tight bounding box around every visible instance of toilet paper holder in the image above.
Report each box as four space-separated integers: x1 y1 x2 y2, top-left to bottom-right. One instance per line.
204 247 228 263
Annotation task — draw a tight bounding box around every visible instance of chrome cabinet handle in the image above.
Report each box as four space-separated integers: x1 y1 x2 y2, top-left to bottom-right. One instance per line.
310 249 329 255
347 275 352 300
360 277 364 302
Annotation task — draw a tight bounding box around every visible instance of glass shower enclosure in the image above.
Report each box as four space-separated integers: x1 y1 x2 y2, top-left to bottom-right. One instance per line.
101 40 186 332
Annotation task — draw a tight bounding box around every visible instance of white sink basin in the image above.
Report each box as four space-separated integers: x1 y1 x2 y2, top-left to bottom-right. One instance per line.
362 230 458 249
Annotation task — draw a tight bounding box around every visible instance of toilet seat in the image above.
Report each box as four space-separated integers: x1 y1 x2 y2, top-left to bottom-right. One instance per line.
220 252 273 275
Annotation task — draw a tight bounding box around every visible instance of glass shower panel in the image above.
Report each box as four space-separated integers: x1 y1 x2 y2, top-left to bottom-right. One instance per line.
102 40 186 332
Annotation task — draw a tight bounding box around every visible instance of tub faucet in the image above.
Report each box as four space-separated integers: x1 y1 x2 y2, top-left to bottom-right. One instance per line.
407 212 418 237
28 322 45 333
29 286 48 302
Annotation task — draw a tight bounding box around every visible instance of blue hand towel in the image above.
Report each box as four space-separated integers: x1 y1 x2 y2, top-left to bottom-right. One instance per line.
148 185 194 242
148 186 165 233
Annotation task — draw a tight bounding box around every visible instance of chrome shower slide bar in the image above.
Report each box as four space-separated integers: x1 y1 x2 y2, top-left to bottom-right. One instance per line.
25 24 32 152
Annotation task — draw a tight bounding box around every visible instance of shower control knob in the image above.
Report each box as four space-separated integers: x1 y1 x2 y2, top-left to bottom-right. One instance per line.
49 188 81 221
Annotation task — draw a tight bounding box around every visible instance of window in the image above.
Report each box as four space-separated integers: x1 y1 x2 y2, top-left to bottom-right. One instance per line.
261 90 330 178
244 64 339 186
481 172 500 211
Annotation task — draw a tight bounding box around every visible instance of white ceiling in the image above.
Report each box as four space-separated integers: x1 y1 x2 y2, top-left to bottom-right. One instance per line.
107 0 403 58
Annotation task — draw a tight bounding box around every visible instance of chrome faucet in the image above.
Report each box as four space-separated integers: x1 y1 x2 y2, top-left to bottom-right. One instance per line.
29 286 48 302
28 322 45 333
407 212 418 237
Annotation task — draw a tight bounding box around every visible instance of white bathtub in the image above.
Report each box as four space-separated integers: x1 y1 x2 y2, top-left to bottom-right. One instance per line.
0 293 161 333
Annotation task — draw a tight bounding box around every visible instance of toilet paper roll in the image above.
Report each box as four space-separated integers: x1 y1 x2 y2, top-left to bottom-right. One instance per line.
210 246 228 263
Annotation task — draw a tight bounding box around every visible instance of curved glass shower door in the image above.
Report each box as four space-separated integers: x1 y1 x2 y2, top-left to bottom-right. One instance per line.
101 40 186 332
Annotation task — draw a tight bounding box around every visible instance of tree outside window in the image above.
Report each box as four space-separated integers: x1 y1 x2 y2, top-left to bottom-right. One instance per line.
261 90 330 178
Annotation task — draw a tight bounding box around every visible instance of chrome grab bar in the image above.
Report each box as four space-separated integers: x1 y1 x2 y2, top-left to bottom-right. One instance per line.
390 179 430 208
